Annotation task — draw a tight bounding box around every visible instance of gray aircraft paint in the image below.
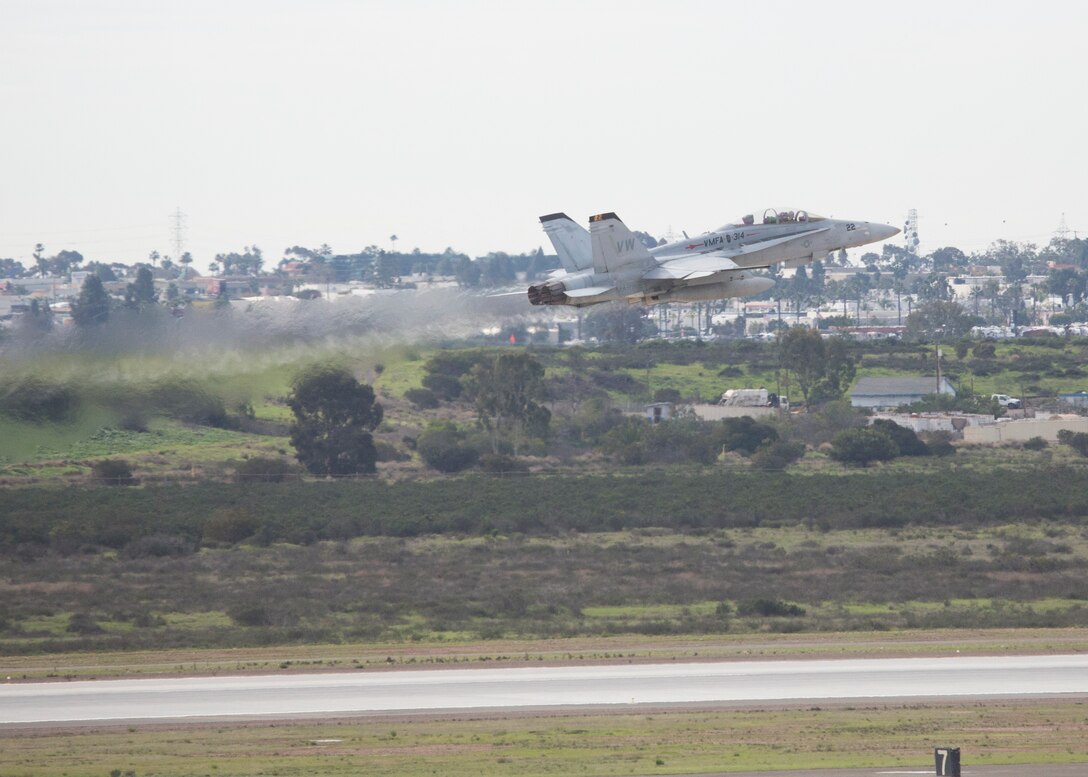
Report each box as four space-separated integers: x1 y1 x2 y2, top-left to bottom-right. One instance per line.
530 208 898 307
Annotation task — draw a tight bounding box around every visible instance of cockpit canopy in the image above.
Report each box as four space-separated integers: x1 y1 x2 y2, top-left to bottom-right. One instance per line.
724 209 825 229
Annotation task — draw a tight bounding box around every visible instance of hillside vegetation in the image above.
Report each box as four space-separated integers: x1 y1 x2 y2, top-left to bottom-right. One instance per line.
3 336 1088 656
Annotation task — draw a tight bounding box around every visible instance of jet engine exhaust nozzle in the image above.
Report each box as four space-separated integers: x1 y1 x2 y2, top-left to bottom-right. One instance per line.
527 281 568 306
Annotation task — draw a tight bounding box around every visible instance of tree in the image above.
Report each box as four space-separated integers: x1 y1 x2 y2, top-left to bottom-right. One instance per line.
18 299 53 336
123 266 158 310
288 365 383 475
583 306 654 344
778 327 855 409
71 274 111 327
32 243 46 277
48 249 84 276
904 299 980 341
83 261 117 282
1046 268 1087 306
466 352 550 455
0 258 27 278
929 246 968 273
811 337 857 404
216 246 263 276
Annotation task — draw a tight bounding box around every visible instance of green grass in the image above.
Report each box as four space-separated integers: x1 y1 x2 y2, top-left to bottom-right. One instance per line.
0 700 1085 776
160 611 233 630
374 349 432 397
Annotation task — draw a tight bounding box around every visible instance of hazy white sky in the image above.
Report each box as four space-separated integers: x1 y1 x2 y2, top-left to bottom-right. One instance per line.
1 0 1085 271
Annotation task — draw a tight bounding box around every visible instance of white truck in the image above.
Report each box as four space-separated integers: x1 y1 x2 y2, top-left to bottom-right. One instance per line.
991 393 1022 410
718 388 783 408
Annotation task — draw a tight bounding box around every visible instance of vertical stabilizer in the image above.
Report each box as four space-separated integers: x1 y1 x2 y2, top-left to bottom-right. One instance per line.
589 212 655 275
540 213 592 272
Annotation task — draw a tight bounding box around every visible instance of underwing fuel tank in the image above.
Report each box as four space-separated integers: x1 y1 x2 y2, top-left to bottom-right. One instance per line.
645 276 774 304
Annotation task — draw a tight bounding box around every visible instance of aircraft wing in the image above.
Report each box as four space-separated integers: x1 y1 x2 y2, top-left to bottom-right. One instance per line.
647 256 743 279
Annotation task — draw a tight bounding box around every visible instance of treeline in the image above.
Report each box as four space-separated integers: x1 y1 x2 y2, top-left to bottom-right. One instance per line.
5 469 1088 552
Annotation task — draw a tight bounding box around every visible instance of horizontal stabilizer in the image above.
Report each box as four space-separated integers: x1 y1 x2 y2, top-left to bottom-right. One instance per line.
488 289 531 297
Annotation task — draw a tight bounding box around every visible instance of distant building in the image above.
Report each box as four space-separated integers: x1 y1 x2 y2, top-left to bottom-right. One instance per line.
1058 391 1088 409
644 402 674 424
963 415 1088 444
850 377 956 410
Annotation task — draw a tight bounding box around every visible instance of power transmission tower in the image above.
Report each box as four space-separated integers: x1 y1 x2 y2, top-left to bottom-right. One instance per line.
903 209 920 256
170 208 188 262
1055 213 1070 242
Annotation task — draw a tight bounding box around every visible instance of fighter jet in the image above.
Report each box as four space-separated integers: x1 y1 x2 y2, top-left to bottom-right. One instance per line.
529 208 899 307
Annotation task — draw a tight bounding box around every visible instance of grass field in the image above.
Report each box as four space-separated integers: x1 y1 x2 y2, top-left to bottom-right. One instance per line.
2 699 1086 776
3 628 1088 681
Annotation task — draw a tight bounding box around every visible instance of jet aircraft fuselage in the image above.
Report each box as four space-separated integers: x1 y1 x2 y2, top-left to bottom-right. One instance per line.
530 208 899 307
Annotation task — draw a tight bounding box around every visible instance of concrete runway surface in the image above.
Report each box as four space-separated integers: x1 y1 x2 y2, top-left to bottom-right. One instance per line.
2 653 1087 726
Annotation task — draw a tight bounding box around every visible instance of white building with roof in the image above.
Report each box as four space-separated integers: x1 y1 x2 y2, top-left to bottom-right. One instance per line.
850 377 956 410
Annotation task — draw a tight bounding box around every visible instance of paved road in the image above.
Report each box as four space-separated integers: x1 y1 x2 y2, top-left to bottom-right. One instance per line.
2 654 1087 726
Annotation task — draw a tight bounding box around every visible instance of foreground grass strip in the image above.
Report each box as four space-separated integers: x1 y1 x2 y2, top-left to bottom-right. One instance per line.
1 700 1086 776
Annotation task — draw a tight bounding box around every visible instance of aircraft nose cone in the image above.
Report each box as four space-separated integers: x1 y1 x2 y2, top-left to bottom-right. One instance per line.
870 222 900 242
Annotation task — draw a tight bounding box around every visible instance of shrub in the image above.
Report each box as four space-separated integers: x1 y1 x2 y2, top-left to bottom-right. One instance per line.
91 459 137 486
228 603 272 627
375 440 411 462
203 508 259 544
143 378 230 427
0 377 78 423
871 419 929 456
716 416 778 456
737 598 806 617
417 424 479 473
1023 436 1049 451
122 534 195 558
67 612 104 634
233 456 296 483
404 387 440 409
829 427 899 467
750 440 805 470
652 387 682 404
479 453 529 474
421 373 463 401
1058 429 1088 457
643 417 718 464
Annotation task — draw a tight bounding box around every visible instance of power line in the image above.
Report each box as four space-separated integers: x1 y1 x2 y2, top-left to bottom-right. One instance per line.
0 223 162 236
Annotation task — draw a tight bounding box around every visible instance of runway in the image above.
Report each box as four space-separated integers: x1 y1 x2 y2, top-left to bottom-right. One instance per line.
2 654 1087 726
